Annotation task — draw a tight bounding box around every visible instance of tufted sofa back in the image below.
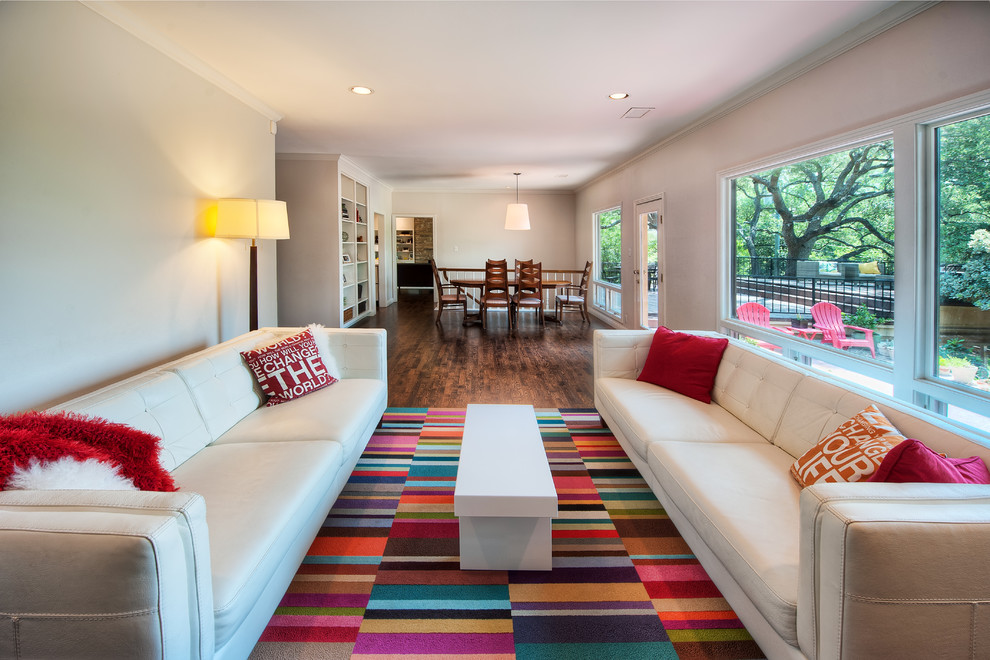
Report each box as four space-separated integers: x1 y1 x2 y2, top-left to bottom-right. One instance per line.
592 329 990 464
711 338 990 464
52 330 277 470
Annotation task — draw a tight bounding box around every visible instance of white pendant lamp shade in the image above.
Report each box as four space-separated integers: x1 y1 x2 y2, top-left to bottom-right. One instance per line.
505 172 531 230
505 203 531 230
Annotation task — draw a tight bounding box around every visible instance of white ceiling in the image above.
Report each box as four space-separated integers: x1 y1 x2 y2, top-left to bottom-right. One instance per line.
106 0 910 192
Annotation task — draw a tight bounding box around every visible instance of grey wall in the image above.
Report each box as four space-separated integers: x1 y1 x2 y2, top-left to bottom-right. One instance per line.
0 2 277 412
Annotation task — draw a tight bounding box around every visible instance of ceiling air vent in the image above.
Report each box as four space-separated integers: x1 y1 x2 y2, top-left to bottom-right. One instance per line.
622 107 654 119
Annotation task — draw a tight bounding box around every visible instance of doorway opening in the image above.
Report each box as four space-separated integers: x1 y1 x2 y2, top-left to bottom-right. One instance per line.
635 196 663 329
395 216 435 291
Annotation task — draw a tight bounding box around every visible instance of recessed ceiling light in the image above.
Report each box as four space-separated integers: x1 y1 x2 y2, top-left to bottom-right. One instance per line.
350 86 374 95
609 92 629 100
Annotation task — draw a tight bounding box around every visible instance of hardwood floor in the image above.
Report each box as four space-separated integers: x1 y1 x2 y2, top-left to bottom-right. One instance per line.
354 289 611 408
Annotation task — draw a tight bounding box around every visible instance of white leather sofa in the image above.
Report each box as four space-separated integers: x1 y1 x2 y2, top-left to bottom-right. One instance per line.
0 326 387 660
594 329 990 660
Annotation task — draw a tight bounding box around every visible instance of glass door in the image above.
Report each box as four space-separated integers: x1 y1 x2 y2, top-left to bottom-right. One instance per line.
635 196 663 329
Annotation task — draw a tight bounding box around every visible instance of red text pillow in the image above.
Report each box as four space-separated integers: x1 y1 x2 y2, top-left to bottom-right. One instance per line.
636 327 729 403
869 439 990 484
241 329 337 406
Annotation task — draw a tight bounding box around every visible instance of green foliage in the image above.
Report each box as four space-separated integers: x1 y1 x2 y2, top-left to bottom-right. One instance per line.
939 337 979 364
940 229 990 309
938 114 990 304
845 304 879 329
596 208 621 284
939 354 975 368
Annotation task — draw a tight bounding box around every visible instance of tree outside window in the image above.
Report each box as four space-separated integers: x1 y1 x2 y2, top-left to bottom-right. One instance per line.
596 207 621 285
731 139 896 362
936 113 990 388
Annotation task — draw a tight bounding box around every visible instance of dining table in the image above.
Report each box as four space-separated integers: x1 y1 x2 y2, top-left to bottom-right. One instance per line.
448 276 572 325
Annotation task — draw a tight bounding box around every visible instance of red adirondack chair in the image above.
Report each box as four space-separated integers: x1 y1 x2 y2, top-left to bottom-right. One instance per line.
810 302 876 358
736 302 792 350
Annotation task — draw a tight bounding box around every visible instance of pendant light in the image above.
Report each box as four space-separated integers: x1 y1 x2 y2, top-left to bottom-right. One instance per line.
505 172 531 230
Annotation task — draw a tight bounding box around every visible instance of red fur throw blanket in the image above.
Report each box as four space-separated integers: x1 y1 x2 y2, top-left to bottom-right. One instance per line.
0 411 177 492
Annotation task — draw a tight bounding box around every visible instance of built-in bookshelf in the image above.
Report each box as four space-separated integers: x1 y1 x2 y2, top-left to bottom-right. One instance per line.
340 174 371 324
274 155 376 328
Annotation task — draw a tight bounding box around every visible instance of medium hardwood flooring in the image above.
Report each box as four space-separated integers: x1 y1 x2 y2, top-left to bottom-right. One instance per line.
354 289 610 408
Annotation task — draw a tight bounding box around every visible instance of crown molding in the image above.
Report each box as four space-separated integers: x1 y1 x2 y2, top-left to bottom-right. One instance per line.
81 1 282 122
579 1 937 192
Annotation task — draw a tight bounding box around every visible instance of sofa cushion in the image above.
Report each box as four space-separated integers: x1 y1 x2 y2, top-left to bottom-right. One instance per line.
171 440 344 649
168 334 275 441
647 440 801 646
636 326 728 403
771 375 877 459
711 343 804 441
215 379 387 461
51 372 211 471
596 377 765 460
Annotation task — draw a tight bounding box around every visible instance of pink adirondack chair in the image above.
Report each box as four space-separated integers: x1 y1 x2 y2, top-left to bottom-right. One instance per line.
736 302 792 350
810 302 876 358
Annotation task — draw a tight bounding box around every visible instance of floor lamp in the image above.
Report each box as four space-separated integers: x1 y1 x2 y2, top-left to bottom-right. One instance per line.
215 199 290 331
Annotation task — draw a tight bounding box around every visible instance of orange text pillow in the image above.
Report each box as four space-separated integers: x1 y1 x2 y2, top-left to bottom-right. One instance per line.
790 405 906 487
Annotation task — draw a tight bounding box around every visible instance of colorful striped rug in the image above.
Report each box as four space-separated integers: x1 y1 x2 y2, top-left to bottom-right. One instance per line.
249 408 765 660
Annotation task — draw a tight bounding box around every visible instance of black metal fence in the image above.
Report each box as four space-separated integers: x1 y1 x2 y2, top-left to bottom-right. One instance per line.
736 275 894 320
740 257 894 278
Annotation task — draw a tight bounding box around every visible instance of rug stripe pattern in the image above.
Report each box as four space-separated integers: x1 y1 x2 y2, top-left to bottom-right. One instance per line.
251 408 764 659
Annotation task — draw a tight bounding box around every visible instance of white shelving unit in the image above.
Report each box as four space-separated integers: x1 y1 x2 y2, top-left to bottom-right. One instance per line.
340 174 371 325
275 155 377 328
396 229 414 263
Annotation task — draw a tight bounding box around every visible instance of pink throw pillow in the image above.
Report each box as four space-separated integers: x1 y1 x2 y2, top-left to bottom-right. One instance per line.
241 329 337 406
636 327 729 403
869 439 990 484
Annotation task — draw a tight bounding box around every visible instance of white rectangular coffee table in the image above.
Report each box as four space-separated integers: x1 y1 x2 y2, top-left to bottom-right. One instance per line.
454 404 558 571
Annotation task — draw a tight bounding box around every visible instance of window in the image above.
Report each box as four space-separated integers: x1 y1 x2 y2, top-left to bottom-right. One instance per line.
935 112 990 392
595 207 621 284
593 206 622 318
730 139 895 364
721 90 990 436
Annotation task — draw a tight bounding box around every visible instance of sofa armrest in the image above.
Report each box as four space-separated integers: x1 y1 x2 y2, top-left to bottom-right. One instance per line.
0 490 214 660
321 328 387 382
798 482 990 660
592 329 655 380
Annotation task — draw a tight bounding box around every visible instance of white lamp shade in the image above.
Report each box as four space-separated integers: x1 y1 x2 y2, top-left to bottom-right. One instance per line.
505 203 531 230
216 199 290 240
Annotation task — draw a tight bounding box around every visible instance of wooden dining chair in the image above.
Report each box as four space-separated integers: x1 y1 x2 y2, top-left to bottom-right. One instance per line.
514 258 533 282
554 261 592 323
480 258 512 329
512 261 544 326
429 258 466 325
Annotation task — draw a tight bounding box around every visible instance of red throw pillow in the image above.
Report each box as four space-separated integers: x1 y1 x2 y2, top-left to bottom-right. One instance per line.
0 411 177 492
869 438 990 484
636 327 729 403
240 329 337 406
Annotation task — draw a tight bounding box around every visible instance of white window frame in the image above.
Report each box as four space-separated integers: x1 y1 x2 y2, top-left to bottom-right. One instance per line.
718 88 990 436
593 205 622 320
